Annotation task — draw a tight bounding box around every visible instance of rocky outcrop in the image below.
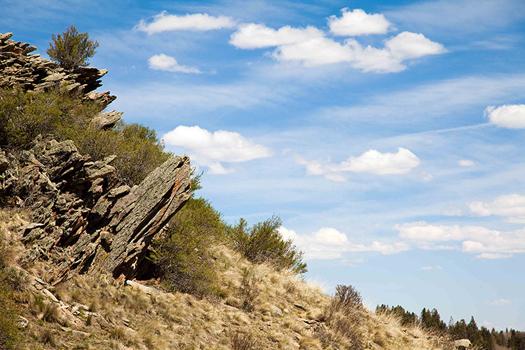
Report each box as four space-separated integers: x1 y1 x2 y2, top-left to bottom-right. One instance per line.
0 32 115 108
0 137 191 282
91 110 123 130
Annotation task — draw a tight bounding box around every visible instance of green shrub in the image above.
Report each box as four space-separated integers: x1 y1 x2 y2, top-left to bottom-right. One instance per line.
151 198 227 297
0 88 169 185
0 88 97 147
47 25 99 70
71 123 169 185
229 217 307 274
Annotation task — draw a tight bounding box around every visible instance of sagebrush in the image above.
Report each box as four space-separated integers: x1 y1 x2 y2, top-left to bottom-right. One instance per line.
229 216 306 274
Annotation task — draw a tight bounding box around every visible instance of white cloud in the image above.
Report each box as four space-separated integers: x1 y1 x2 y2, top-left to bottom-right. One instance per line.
162 125 271 174
385 31 446 60
229 23 323 49
396 222 525 259
297 147 420 182
421 265 443 271
148 54 201 74
229 21 445 72
486 104 525 129
276 32 444 72
458 159 475 167
137 12 236 34
274 37 354 66
278 226 408 260
340 148 420 175
469 194 525 223
490 298 511 306
328 8 391 36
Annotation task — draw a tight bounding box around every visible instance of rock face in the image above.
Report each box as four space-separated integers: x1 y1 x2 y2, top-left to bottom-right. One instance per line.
0 32 115 108
0 138 192 282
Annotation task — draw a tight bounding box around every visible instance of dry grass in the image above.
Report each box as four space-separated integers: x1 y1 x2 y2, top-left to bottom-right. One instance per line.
0 209 453 350
231 331 261 350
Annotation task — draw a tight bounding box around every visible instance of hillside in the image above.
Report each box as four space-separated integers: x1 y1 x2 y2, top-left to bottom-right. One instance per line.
0 32 455 350
0 210 452 350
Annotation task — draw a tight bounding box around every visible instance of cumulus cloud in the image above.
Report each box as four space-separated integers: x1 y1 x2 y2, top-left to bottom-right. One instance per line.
229 11 445 72
385 32 446 59
274 37 354 67
458 159 475 167
148 54 201 74
486 104 525 128
229 23 323 49
340 148 420 174
469 194 525 223
137 12 236 34
162 125 271 174
296 147 420 182
396 222 525 259
328 8 391 36
278 226 408 260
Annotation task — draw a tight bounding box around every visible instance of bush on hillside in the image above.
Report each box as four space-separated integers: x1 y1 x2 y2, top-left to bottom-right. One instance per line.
0 88 98 147
47 25 99 70
151 198 227 297
0 88 168 185
320 284 365 350
229 217 307 274
327 284 363 318
71 122 169 185
239 267 261 312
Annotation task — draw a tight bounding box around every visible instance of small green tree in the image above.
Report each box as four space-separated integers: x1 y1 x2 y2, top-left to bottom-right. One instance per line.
47 25 99 70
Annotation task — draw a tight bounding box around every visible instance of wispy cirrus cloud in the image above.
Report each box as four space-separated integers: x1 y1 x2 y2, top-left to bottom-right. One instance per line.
386 0 525 36
320 74 525 126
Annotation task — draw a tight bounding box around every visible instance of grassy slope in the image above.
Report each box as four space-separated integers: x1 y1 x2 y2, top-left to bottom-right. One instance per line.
1 210 451 350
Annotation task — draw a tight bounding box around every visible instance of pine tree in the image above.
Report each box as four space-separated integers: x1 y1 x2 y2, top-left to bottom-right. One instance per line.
47 25 99 70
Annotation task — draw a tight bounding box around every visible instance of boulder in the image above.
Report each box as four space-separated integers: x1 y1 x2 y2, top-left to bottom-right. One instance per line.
91 111 123 130
454 339 471 349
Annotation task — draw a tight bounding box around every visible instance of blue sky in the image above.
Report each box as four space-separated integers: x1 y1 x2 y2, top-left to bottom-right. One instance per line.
2 0 525 330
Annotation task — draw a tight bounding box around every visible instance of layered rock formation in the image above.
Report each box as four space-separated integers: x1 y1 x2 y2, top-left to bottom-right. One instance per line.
1 32 193 282
0 138 191 283
0 32 115 109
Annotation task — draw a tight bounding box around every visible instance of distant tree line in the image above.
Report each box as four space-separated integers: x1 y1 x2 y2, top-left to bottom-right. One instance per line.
376 304 525 350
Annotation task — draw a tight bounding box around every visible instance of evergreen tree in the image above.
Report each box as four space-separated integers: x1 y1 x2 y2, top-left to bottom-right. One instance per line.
47 25 99 70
